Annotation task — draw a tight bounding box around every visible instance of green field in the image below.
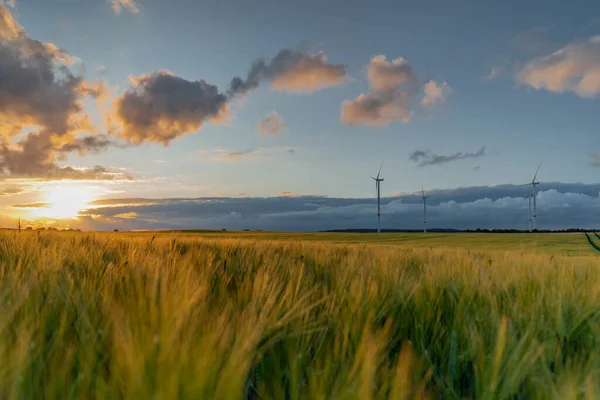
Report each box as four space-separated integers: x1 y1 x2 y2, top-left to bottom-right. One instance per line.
1 231 600 399
136 231 600 256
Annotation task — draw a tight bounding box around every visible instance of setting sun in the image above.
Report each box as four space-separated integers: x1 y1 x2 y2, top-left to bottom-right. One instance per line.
34 185 95 220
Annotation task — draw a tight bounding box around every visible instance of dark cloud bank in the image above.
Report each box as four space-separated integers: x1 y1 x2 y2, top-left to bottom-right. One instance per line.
56 182 600 231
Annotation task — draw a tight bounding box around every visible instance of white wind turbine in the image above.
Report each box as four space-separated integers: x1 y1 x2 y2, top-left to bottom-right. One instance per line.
421 183 430 233
371 164 384 233
522 162 542 231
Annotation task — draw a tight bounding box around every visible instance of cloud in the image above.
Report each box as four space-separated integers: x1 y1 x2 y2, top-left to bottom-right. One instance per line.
516 36 600 98
342 91 414 127
341 55 450 127
279 191 297 197
65 182 600 231
0 186 23 195
111 71 230 145
420 80 452 110
111 48 345 146
366 55 415 92
13 202 49 209
410 147 486 167
258 111 286 136
474 165 481 171
0 5 118 180
483 67 503 81
229 48 348 96
0 0 15 8
56 135 122 157
591 152 600 167
110 0 139 15
199 147 295 162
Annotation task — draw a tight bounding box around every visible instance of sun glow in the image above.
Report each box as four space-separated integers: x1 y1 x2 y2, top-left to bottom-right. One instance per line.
34 185 95 219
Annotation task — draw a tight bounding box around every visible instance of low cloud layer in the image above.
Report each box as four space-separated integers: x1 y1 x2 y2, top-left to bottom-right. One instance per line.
112 48 347 145
341 55 450 127
50 182 600 231
258 111 286 136
410 147 486 167
516 36 600 98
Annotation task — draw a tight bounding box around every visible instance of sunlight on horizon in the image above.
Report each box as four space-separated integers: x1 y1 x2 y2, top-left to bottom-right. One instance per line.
32 185 96 220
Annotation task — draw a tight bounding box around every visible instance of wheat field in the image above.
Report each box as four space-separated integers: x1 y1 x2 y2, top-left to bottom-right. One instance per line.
1 231 599 399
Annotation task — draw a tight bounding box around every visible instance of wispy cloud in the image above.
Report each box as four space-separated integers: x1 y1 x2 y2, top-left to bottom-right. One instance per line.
483 66 503 81
409 147 486 167
279 191 297 197
258 111 286 136
110 0 139 15
0 186 25 196
12 202 50 209
199 147 295 162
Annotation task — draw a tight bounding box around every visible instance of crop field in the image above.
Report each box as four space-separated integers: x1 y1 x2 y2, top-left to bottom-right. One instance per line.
1 230 600 399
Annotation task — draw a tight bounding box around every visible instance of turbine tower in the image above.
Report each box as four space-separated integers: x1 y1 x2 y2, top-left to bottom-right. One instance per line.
371 164 384 233
421 184 430 233
522 162 542 231
527 195 532 232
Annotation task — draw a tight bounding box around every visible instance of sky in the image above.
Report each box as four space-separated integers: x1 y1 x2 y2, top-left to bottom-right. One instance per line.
0 0 600 231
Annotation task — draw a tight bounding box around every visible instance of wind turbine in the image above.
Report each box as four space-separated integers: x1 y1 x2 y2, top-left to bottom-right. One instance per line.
421 184 430 233
522 162 542 231
371 164 384 233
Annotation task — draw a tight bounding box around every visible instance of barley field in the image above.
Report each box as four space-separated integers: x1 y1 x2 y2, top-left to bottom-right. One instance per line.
1 231 600 399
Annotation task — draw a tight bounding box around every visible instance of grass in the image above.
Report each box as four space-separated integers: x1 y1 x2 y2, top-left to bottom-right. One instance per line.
0 231 599 399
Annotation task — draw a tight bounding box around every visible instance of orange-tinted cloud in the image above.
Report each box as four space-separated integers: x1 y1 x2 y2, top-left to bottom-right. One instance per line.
342 55 451 127
268 51 347 93
279 191 297 197
229 48 348 96
421 80 452 110
341 91 413 127
367 55 415 92
0 5 118 179
516 36 600 98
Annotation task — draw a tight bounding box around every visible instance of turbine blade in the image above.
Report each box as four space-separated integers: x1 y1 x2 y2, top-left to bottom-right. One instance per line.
532 161 543 183
376 162 383 180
